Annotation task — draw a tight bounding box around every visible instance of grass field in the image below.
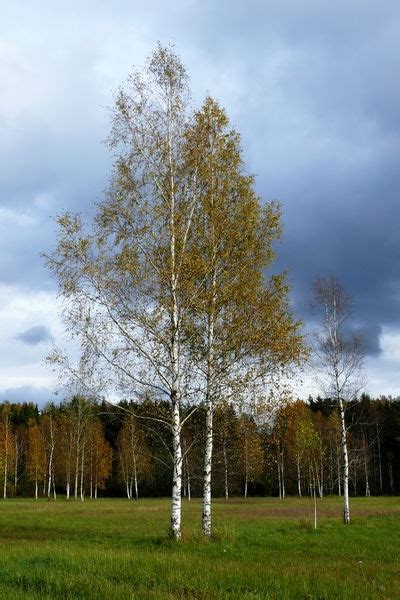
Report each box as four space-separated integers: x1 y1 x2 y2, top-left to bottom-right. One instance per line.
0 496 398 599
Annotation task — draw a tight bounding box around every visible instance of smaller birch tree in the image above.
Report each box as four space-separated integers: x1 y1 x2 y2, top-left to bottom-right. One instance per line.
117 414 151 500
312 276 364 524
26 419 47 499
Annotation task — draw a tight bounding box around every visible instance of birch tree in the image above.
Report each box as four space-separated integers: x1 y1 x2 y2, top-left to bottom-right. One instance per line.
312 276 364 524
117 414 151 500
56 411 75 499
26 419 46 499
87 418 112 499
46 45 200 539
237 413 264 498
40 410 58 500
0 404 14 499
183 98 305 535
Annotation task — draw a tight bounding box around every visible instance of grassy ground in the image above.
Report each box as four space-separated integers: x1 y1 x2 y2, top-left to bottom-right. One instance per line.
0 496 398 599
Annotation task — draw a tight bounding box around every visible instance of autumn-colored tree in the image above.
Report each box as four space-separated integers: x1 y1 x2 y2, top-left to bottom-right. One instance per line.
183 97 305 535
324 410 342 495
40 409 58 499
0 403 15 499
236 414 264 498
286 403 324 498
68 397 92 501
214 400 239 500
13 427 26 497
87 418 113 498
117 415 151 500
26 419 46 499
55 409 75 499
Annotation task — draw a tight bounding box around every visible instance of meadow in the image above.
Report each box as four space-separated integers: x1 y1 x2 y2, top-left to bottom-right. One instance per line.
0 496 398 599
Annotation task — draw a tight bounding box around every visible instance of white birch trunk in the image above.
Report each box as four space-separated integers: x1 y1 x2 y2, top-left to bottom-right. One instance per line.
89 450 93 499
297 457 302 498
187 471 191 502
170 397 182 539
376 423 383 494
339 398 350 524
223 443 229 500
47 448 53 500
3 419 8 499
80 447 85 501
277 452 282 499
74 444 79 500
202 402 213 535
364 440 370 497
14 436 19 497
281 450 286 499
133 456 138 501
313 479 317 530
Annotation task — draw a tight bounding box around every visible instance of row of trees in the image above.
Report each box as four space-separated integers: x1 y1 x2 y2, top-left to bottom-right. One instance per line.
0 394 399 501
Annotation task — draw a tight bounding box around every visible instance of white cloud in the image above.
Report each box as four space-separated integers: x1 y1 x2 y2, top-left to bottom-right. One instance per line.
364 327 400 397
0 284 61 391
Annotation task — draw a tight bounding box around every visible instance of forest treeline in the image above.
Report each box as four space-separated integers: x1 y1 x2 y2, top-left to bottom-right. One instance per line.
0 394 399 500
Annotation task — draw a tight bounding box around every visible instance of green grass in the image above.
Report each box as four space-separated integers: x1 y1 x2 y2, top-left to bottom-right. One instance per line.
0 496 398 599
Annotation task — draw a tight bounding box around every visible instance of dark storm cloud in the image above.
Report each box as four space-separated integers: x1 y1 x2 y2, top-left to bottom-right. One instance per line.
16 325 53 346
1 0 400 391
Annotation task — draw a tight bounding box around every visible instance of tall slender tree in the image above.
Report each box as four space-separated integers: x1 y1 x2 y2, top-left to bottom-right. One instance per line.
0 404 15 499
117 414 151 500
312 276 364 524
26 419 46 499
46 45 201 539
183 98 304 535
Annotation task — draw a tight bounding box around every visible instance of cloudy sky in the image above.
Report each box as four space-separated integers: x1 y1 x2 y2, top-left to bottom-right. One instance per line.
1 0 399 403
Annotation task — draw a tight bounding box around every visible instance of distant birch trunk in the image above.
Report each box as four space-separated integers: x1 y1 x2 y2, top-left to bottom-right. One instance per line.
281 450 286 499
89 446 93 500
80 447 85 501
313 477 317 530
363 435 370 497
74 443 79 500
47 417 56 500
376 422 383 494
297 457 302 498
187 468 191 502
14 435 19 497
337 455 342 496
3 416 8 499
133 456 138 501
277 451 282 499
223 443 229 500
